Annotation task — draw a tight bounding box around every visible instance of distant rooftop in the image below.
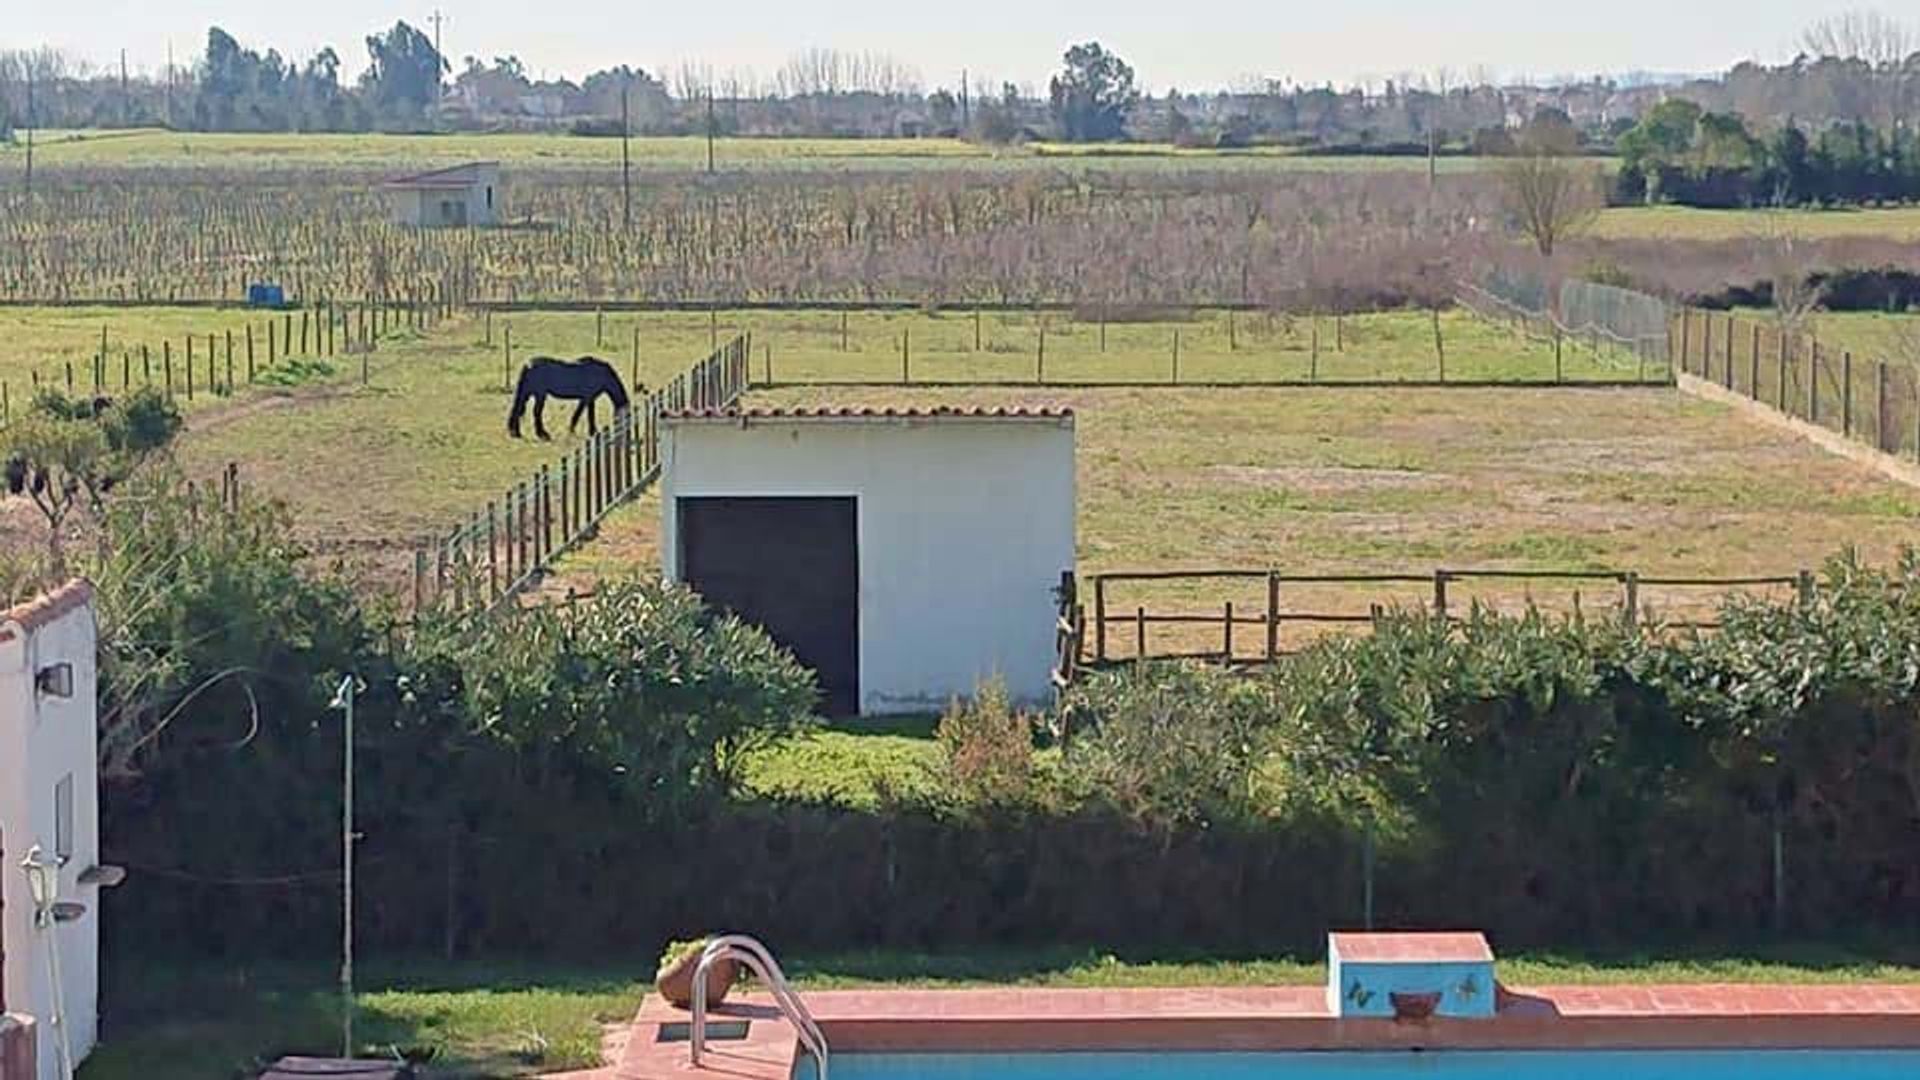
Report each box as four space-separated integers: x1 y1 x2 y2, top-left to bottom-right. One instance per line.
381 162 500 190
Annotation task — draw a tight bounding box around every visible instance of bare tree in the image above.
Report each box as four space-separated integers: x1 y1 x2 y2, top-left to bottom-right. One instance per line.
1495 139 1602 257
1801 10 1917 68
1754 215 1821 331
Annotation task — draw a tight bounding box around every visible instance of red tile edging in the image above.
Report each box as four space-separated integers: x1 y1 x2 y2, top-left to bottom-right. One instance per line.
611 984 1920 1080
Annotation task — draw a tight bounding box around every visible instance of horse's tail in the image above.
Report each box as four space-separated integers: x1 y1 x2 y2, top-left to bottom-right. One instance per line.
507 364 536 437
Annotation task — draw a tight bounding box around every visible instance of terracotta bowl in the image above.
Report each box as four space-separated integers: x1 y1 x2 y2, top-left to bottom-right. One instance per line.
1390 991 1443 1021
656 948 740 1010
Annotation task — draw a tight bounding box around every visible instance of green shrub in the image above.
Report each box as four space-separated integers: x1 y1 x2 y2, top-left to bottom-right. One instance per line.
1065 662 1276 829
403 578 819 808
931 679 1043 810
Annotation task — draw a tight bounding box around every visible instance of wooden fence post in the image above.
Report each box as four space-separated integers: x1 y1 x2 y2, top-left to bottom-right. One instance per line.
487 501 499 601
1748 322 1760 399
1777 329 1789 412
1876 360 1889 452
1222 600 1235 664
1433 571 1450 619
1310 319 1320 381
517 481 530 578
1134 606 1147 662
503 325 513 391
1723 313 1734 388
1622 572 1640 626
1037 322 1046 383
1809 341 1820 422
902 327 911 385
1843 351 1854 437
1432 309 1446 381
1093 576 1107 664
1701 313 1713 381
1171 329 1181 384
1265 571 1280 662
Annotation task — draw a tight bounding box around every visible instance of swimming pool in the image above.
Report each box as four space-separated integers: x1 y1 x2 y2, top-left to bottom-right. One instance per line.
805 1050 1920 1080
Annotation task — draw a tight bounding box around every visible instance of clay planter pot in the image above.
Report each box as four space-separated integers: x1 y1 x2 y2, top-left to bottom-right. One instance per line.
1390 991 1442 1022
656 948 740 1010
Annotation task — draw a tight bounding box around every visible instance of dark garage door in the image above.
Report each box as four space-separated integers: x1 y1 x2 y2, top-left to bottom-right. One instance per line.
678 496 859 716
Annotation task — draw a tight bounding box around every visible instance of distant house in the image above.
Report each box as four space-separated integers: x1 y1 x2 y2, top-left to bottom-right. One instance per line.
381 162 502 228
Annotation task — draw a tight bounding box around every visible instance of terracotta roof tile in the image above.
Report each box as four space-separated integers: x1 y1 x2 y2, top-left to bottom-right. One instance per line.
662 406 1074 422
0 578 93 638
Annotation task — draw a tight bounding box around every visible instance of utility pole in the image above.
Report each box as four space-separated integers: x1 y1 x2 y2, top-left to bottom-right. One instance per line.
23 62 33 199
705 87 716 174
620 82 633 230
119 50 130 127
960 70 971 130
164 40 174 129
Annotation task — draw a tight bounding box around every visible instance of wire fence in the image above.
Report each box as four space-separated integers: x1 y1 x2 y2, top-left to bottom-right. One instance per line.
413 334 751 613
1675 307 1920 465
1460 274 1673 378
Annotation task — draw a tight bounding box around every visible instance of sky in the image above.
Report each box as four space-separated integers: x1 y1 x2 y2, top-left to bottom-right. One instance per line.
1 1 1895 91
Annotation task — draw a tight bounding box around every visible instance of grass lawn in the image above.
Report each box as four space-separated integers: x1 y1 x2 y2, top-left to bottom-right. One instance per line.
173 306 1633 596
0 305 348 414
82 941 1920 1079
551 379 1920 645
1594 205 1920 242
744 308 1654 386
4 130 1544 175
1810 310 1920 363
172 311 727 589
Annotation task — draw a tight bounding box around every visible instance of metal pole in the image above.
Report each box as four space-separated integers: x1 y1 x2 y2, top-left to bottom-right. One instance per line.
330 674 360 1059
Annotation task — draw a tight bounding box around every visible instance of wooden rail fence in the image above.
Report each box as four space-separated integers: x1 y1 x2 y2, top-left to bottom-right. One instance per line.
415 334 751 613
1066 566 1814 669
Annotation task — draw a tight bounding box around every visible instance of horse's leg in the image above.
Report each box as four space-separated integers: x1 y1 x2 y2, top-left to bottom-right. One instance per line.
569 398 591 435
534 394 553 441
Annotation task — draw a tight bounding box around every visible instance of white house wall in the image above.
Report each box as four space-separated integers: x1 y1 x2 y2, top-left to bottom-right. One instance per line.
0 589 100 1080
661 420 1075 713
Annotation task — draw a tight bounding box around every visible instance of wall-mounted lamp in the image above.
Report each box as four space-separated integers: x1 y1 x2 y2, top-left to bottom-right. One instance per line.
20 844 57 928
36 661 74 699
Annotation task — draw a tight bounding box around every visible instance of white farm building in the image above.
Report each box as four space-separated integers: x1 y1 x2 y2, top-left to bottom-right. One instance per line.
660 407 1077 716
1 580 108 1080
382 162 502 228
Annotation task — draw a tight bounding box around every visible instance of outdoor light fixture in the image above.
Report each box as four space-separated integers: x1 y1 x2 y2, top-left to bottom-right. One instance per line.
20 844 57 928
36 661 74 699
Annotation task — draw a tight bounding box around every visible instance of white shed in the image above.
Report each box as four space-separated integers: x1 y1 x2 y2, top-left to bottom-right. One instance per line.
0 580 104 1080
660 407 1076 716
381 162 502 228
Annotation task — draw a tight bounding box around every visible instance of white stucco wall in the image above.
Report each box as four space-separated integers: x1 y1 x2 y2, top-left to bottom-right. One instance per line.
0 584 100 1080
661 415 1076 713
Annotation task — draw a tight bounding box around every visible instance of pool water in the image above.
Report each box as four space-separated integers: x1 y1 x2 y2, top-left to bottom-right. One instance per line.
802 1050 1920 1080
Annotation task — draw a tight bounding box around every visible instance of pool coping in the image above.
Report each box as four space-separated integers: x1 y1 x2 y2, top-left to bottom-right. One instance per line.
609 985 1920 1079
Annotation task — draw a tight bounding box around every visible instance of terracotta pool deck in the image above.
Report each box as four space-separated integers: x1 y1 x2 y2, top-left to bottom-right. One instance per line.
574 984 1920 1079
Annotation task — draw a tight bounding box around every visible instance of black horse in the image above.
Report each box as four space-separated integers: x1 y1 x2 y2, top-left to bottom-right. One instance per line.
507 357 632 440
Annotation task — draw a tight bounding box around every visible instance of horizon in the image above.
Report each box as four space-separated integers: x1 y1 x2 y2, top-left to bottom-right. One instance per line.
2 1 1904 94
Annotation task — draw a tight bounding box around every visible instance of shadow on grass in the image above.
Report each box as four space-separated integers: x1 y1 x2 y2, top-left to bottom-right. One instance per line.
89 958 647 1080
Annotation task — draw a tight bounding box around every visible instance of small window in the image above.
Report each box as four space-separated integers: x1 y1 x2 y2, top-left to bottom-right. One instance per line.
54 773 74 864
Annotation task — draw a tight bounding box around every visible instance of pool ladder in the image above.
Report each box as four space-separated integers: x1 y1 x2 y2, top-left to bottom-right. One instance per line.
691 934 830 1080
